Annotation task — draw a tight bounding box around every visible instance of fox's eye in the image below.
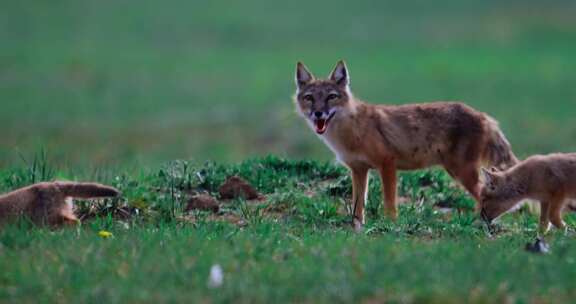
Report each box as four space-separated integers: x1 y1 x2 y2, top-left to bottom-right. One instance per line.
302 94 314 102
327 93 340 101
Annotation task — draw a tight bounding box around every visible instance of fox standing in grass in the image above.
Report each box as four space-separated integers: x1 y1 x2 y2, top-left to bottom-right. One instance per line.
294 60 517 228
0 181 119 226
480 153 576 234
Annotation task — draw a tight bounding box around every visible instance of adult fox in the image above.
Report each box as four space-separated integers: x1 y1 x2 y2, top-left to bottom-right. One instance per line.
294 60 517 228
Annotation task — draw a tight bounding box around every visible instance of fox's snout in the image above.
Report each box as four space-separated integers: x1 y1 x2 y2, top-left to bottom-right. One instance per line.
311 111 329 120
480 208 493 223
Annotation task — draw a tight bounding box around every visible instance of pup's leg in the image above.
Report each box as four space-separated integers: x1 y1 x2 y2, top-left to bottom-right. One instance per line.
55 197 80 226
59 213 80 226
539 200 551 235
550 197 566 230
378 162 397 220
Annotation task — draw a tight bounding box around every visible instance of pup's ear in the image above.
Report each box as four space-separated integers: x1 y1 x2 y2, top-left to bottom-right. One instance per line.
296 62 314 89
480 167 495 185
329 60 349 87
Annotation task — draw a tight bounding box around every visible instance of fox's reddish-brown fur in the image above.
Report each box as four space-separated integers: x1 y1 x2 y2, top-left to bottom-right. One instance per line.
480 153 576 234
0 181 119 226
294 61 517 228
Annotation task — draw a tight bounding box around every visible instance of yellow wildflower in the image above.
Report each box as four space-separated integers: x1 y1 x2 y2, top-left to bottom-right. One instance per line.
98 230 113 238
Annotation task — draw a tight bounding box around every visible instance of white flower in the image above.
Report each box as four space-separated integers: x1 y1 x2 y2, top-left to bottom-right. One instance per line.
207 264 224 288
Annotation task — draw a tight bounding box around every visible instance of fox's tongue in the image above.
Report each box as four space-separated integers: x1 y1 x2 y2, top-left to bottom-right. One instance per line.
315 119 327 134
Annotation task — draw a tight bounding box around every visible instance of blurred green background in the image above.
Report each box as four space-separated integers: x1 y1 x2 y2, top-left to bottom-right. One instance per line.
1 0 576 168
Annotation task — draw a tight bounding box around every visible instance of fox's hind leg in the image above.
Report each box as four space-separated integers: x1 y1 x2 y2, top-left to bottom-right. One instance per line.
445 161 481 206
378 162 398 220
460 167 481 202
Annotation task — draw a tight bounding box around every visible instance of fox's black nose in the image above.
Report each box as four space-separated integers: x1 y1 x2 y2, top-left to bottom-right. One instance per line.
314 111 323 118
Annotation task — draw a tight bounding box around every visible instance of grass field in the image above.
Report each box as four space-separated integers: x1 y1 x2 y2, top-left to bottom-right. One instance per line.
1 157 576 303
2 0 576 302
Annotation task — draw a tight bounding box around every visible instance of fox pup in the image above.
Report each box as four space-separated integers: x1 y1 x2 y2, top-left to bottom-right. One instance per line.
0 181 119 226
294 60 517 227
480 153 576 234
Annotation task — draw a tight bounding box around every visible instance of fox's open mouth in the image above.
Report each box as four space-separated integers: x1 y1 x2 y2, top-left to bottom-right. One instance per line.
313 112 335 134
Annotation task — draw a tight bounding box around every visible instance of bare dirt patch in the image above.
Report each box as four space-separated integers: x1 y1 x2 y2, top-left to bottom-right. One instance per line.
186 194 220 213
218 176 263 201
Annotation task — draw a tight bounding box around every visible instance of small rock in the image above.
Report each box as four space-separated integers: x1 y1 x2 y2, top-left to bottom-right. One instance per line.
525 237 550 254
186 194 219 212
218 176 261 200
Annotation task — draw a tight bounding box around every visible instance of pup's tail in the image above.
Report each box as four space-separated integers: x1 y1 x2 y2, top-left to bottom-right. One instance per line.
483 116 518 171
55 182 120 199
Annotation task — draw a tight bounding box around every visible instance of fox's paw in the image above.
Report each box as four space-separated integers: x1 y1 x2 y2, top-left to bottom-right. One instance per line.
353 218 364 233
538 222 551 236
384 209 398 221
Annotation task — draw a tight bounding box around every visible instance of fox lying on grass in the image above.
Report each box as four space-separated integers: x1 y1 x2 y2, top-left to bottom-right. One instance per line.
294 60 517 228
0 182 119 226
480 153 576 234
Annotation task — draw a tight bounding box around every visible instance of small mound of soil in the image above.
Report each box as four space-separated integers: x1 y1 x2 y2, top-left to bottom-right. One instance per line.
186 194 220 213
218 176 261 200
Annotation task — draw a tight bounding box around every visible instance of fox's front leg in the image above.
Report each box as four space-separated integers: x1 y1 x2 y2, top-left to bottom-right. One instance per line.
350 165 369 229
378 162 397 220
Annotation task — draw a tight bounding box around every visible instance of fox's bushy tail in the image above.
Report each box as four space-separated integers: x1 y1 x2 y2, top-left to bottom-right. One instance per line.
55 182 120 199
483 117 518 170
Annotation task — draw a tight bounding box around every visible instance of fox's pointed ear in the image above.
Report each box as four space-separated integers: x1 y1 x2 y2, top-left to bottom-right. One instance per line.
296 62 314 89
329 60 349 87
